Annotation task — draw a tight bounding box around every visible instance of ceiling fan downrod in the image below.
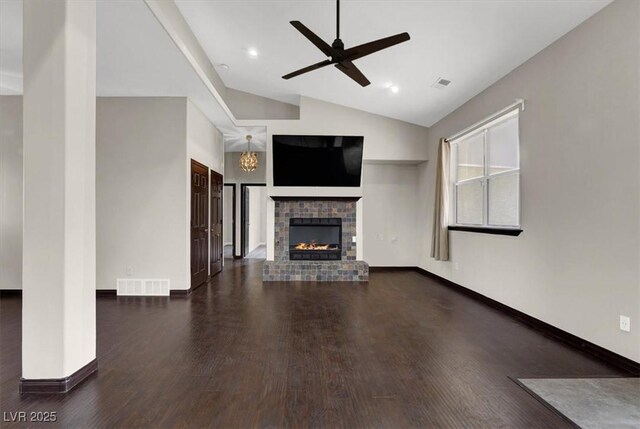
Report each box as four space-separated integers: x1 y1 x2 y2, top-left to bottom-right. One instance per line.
333 0 343 51
336 0 340 40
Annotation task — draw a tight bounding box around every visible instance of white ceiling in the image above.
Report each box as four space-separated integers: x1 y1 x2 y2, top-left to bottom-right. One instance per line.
1 0 612 135
175 0 611 127
217 125 267 152
96 0 231 127
0 0 251 151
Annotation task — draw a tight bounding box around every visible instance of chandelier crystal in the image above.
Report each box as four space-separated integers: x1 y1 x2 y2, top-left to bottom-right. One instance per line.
239 135 258 172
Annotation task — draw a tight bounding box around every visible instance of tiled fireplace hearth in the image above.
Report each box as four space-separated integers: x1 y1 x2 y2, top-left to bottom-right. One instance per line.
263 199 369 281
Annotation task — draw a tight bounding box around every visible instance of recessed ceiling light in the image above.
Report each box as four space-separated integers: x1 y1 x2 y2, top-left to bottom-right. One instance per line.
217 63 230 70
383 82 399 93
247 48 258 58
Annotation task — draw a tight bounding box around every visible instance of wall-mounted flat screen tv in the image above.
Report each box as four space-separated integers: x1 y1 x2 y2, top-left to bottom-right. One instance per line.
272 135 364 187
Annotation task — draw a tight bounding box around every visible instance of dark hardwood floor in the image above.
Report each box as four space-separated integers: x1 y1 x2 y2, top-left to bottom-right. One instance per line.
0 259 628 428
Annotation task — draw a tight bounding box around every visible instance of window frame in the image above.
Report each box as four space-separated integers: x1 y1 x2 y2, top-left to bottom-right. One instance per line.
450 108 521 233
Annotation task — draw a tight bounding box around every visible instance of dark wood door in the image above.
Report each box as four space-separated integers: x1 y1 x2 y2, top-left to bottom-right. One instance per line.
191 160 209 288
210 170 223 276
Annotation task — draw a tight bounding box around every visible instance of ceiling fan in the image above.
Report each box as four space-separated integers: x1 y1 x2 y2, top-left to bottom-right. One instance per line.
282 0 410 87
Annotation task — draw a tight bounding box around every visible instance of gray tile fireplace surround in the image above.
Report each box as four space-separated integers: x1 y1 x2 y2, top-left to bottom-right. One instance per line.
263 199 369 281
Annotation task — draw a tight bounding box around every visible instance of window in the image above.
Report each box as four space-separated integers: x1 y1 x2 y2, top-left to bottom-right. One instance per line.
451 109 520 231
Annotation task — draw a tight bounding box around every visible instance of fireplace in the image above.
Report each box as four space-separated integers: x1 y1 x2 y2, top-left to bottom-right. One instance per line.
263 199 368 282
289 218 342 260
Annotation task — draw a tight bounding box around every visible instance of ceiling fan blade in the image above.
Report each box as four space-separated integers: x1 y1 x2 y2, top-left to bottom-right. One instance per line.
342 32 410 62
335 61 370 87
282 59 334 80
290 21 337 58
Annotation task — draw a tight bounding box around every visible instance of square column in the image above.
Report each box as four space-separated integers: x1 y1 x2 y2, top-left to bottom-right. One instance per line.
21 0 97 393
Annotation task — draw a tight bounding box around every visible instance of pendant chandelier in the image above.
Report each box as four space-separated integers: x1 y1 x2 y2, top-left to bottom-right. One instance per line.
239 134 258 172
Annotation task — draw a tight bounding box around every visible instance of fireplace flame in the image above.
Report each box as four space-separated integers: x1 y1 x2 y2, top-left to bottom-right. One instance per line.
294 241 337 251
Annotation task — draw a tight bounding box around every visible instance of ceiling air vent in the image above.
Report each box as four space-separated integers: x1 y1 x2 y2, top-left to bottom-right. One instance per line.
432 78 451 90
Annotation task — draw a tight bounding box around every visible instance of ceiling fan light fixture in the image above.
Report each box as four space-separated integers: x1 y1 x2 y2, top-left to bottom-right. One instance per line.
239 135 259 172
282 0 410 87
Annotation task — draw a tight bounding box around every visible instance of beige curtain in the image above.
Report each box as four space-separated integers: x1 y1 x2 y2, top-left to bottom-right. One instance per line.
430 138 450 261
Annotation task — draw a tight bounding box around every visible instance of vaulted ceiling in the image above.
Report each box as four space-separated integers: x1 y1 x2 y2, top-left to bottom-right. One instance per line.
175 0 610 126
1 0 611 131
0 0 236 130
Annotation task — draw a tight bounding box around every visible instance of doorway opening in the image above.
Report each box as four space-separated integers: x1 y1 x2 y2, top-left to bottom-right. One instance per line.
240 183 267 259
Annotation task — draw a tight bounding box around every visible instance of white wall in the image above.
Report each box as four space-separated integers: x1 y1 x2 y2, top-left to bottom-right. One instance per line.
226 88 299 120
186 99 224 273
223 186 233 246
0 96 22 290
97 97 188 290
419 0 640 362
247 186 266 253
2 96 224 292
187 99 223 175
260 187 267 244
261 96 429 166
362 163 419 267
262 96 430 260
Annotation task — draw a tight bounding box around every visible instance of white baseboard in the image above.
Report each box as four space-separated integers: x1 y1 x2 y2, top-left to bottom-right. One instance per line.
247 242 266 255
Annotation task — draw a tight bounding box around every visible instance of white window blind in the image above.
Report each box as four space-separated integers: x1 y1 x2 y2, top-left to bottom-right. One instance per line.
450 107 521 229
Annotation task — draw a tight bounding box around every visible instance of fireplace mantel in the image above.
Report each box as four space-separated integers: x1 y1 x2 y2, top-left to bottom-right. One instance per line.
268 186 362 199
271 196 361 202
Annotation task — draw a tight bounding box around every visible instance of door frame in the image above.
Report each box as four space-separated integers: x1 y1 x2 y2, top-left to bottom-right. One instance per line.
223 183 237 259
190 159 209 291
240 183 267 258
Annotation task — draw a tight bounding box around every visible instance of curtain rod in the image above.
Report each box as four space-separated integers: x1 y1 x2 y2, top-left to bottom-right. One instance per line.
446 98 525 143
